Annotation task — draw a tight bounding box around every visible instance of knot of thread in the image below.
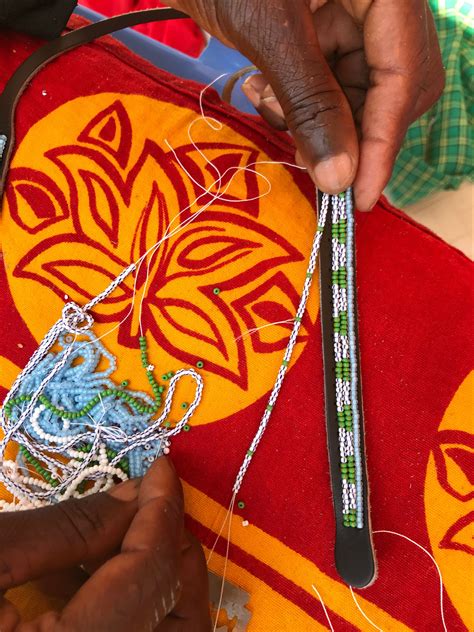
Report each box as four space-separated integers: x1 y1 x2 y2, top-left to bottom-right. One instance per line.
62 302 93 334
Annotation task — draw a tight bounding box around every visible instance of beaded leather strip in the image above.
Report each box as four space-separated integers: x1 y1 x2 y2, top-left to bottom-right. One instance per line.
331 192 363 528
0 135 6 163
319 190 375 587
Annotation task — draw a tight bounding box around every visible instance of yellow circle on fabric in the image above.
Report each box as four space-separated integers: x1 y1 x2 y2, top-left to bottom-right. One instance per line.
1 94 318 426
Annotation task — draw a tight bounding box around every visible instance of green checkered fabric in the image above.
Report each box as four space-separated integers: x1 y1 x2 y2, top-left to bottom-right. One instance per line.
387 0 473 206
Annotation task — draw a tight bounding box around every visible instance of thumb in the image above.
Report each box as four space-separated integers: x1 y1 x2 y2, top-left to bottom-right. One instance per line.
225 1 359 193
0 477 140 591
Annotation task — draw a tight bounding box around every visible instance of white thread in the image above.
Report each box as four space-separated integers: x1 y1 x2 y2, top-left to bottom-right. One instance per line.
234 319 295 342
207 492 237 566
373 530 448 632
212 494 236 632
350 587 384 631
311 585 335 632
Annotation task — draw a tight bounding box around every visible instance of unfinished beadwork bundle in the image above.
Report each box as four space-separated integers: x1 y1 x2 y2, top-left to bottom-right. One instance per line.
0 324 203 509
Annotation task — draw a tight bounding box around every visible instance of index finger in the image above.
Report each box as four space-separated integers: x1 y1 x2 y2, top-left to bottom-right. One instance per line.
58 457 184 632
353 0 444 210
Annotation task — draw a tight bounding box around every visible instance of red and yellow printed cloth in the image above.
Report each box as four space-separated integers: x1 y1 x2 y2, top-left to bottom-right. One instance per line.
0 18 472 631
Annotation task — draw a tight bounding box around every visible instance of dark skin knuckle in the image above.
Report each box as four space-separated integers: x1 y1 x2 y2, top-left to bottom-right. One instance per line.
284 85 345 133
215 0 306 68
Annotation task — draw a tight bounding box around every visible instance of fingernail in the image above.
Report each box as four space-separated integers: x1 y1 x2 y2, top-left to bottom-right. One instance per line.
244 73 268 94
242 79 261 109
312 153 354 193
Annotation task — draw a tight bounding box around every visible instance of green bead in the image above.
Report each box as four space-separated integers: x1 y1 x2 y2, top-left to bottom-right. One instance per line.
181 402 188 410
213 287 221 295
196 361 204 369
183 424 191 432
237 500 245 510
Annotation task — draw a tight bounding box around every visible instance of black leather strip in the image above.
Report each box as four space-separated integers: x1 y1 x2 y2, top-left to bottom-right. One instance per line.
0 7 187 198
318 189 376 588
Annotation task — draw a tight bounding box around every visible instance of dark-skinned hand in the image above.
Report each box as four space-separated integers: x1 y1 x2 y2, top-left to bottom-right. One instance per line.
164 0 444 210
0 458 211 631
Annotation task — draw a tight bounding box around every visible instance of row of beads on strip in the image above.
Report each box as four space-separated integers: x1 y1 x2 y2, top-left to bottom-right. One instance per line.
0 134 6 161
331 191 363 528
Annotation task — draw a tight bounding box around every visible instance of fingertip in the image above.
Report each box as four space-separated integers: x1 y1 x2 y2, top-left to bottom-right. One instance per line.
312 153 356 194
357 201 377 212
107 477 141 502
353 188 378 211
353 179 381 211
140 456 183 506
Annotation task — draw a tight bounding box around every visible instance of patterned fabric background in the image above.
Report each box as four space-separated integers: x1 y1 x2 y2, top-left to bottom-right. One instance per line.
0 18 472 631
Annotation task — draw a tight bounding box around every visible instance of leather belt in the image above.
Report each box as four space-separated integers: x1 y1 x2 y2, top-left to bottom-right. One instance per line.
319 190 375 587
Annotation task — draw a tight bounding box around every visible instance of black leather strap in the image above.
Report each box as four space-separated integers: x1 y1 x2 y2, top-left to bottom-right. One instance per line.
318 190 375 588
0 7 187 198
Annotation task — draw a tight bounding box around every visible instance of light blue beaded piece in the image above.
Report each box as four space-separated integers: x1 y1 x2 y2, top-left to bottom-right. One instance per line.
8 333 165 479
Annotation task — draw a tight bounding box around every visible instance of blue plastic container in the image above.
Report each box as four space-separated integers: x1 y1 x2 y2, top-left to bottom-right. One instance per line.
75 5 256 114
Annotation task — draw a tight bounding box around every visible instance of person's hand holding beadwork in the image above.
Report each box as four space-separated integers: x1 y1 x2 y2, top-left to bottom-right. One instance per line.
0 458 211 631
164 0 444 210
